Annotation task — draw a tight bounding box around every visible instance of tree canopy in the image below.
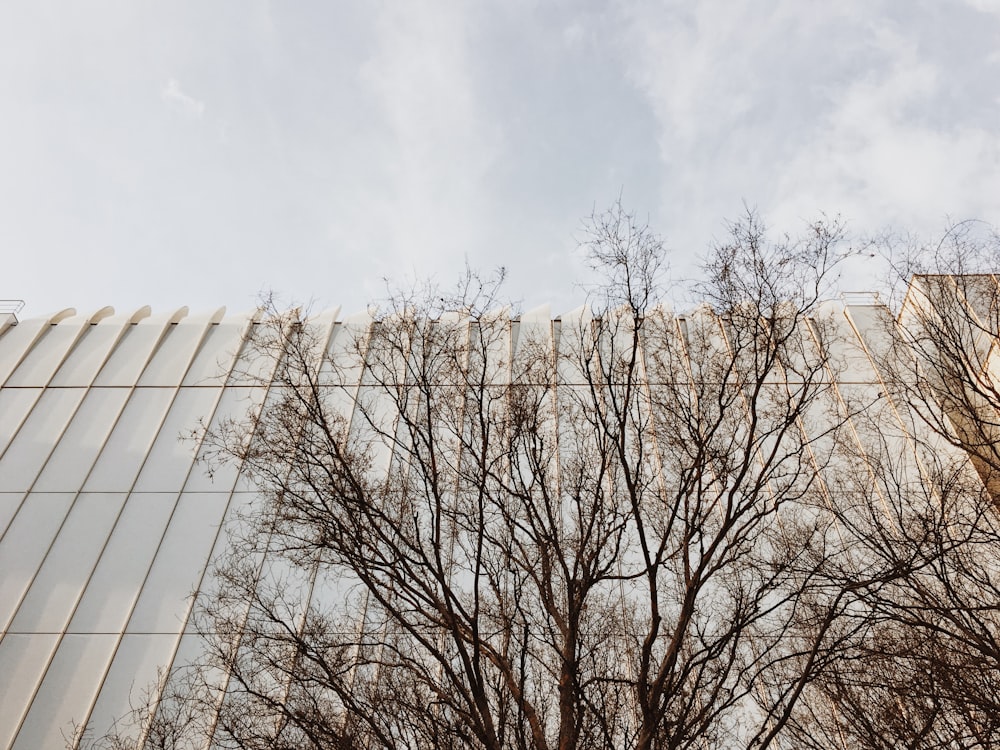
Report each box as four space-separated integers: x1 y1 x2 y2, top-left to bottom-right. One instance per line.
86 209 1000 750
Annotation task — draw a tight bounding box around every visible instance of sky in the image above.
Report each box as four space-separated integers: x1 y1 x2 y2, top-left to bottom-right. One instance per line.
2 0 1000 318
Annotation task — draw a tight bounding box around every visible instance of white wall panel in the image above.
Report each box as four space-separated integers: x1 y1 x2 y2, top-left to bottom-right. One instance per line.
0 388 42 457
846 303 924 390
93 317 174 387
182 316 250 386
127 492 230 634
82 633 179 744
32 388 131 492
822 303 883 383
49 319 129 387
133 388 221 493
8 493 127 634
319 312 371 388
137 317 212 387
0 633 60 750
555 305 591 386
83 389 176 493
4 319 85 387
349 385 402 478
184 387 264 492
307 561 364 624
0 388 85 492
167 632 229 703
297 308 340 387
189 492 264 614
0 318 49 386
0 493 23 540
182 313 250 386
0 493 75 632
227 321 281 386
513 304 551 362
70 493 178 634
11 634 119 750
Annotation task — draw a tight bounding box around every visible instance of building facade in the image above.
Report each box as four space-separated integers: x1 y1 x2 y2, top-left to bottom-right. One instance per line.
0 280 991 749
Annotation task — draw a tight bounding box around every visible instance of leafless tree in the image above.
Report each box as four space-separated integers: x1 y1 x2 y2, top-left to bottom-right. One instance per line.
783 228 1000 749
86 206 911 750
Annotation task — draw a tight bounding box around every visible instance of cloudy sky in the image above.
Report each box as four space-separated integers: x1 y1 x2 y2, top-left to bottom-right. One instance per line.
3 1 999 317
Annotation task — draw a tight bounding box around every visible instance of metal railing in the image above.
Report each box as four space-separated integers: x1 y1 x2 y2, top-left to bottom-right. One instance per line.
0 300 25 323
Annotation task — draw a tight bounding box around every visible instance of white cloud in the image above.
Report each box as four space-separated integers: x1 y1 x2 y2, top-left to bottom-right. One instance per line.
160 78 205 119
770 20 1000 239
336 1 502 283
965 0 1000 16
5 1 1000 318
607 0 1000 265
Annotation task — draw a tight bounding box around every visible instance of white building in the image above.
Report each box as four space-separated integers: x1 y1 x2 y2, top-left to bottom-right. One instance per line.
0 282 989 749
